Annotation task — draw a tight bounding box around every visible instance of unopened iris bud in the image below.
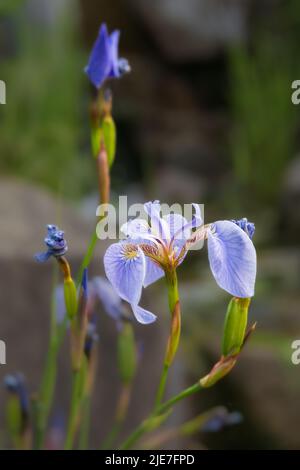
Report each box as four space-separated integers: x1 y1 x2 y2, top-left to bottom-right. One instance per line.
222 297 250 356
100 113 116 167
63 277 78 320
117 321 137 384
200 355 237 388
165 301 181 367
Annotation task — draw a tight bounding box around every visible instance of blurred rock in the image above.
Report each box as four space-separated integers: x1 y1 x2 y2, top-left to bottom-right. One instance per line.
281 155 300 241
128 0 250 61
152 166 207 203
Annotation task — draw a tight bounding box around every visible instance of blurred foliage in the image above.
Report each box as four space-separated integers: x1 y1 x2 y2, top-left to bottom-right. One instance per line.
0 0 24 15
228 1 300 209
0 6 93 199
229 41 296 207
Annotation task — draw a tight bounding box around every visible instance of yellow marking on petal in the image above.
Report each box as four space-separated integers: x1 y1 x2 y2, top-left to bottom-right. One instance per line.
122 244 139 260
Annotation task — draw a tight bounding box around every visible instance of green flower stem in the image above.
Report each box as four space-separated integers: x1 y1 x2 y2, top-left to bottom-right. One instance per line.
154 268 181 409
76 145 110 287
34 266 67 450
119 382 202 450
78 394 91 450
101 383 132 449
64 359 87 450
76 230 98 287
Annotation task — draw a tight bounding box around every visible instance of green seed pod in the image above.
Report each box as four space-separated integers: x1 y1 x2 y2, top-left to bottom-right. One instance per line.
117 322 137 385
64 277 78 320
101 115 116 167
222 297 250 357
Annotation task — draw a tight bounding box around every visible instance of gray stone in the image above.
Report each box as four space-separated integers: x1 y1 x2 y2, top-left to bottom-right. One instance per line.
128 0 250 61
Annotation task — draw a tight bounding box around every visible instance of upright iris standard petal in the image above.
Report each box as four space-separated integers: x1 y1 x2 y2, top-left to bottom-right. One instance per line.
104 242 146 305
207 220 256 298
164 213 190 241
171 203 203 243
84 24 110 89
121 219 151 240
144 200 170 241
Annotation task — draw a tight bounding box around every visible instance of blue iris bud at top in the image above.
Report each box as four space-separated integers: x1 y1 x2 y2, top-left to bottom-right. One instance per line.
231 218 255 239
35 224 68 262
85 23 131 89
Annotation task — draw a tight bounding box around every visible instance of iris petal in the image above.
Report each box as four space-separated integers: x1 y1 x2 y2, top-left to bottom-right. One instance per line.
92 276 124 321
104 242 146 305
164 213 190 240
121 219 151 239
108 30 120 77
34 251 52 263
143 257 164 287
84 24 110 89
131 304 157 324
207 220 256 298
144 201 170 241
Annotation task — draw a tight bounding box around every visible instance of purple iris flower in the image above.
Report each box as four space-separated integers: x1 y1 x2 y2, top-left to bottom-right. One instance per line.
35 225 68 263
103 201 257 324
4 373 29 414
84 23 130 89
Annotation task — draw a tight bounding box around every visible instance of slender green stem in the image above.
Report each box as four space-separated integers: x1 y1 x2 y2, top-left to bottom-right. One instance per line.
76 230 98 287
154 269 180 409
154 364 169 410
78 395 91 450
158 383 201 415
101 384 131 449
119 382 202 450
64 363 87 450
34 266 62 450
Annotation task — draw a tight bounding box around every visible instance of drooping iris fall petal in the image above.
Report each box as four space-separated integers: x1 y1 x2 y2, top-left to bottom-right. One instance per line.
103 242 156 324
207 220 256 298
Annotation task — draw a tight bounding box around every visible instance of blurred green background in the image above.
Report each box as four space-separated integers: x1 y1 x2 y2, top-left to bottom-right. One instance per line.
0 0 300 450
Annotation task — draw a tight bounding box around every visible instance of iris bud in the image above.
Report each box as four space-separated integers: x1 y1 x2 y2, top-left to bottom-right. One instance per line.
165 301 181 367
200 355 237 388
100 114 116 167
222 297 250 356
117 322 137 384
64 278 78 320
